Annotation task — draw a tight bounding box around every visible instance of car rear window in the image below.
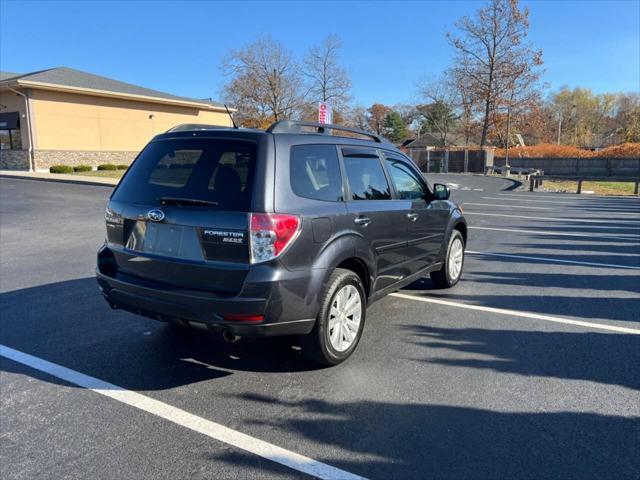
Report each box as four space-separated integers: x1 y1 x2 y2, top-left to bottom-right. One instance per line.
290 145 343 202
112 138 256 211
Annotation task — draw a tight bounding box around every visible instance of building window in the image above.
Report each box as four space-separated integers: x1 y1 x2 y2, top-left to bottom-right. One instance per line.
0 112 22 150
0 129 22 150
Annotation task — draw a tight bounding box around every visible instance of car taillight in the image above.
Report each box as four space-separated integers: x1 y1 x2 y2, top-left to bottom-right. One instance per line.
249 213 300 264
104 207 123 225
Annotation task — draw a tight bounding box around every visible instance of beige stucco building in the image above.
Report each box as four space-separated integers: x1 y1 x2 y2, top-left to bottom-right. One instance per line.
0 67 232 170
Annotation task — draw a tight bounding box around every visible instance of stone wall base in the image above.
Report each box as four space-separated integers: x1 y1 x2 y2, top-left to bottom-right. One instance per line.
0 150 30 170
33 150 139 169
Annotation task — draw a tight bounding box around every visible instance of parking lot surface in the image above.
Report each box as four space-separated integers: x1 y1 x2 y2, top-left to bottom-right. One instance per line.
1 175 639 479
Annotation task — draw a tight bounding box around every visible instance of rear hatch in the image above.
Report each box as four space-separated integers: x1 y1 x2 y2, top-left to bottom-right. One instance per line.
106 137 257 295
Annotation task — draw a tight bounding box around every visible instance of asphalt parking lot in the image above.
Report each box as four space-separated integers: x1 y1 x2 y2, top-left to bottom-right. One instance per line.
1 174 639 479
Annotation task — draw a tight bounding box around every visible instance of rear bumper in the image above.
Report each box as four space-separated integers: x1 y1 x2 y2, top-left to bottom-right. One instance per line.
96 247 321 337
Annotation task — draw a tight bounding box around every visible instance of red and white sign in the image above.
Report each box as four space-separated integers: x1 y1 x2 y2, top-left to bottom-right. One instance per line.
318 102 332 124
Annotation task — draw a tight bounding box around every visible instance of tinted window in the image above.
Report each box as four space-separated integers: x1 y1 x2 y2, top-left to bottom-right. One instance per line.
112 139 256 211
385 158 426 200
290 145 343 202
342 152 391 201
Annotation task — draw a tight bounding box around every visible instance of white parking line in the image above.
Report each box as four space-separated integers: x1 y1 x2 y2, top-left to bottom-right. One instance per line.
0 345 367 480
463 202 553 210
463 212 640 229
482 196 574 204
389 293 640 334
483 196 640 212
466 250 640 270
496 192 640 201
469 226 638 241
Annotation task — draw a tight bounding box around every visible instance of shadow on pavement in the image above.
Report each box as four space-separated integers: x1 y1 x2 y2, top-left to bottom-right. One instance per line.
229 394 640 479
0 278 321 392
401 323 640 390
464 270 640 294
2 277 639 479
403 276 639 322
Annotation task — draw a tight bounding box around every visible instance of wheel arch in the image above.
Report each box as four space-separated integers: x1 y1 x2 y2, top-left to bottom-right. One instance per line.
335 257 371 299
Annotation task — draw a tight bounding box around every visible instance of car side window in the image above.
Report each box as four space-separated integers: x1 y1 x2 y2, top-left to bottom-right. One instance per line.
290 144 343 202
342 149 391 201
384 157 427 200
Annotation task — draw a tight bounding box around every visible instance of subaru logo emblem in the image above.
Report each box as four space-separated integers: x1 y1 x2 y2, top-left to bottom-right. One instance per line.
146 209 165 222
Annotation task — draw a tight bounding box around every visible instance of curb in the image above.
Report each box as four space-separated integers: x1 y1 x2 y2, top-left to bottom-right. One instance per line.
0 173 118 188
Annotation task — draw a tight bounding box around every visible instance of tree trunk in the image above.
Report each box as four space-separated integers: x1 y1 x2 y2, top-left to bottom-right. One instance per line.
480 96 491 147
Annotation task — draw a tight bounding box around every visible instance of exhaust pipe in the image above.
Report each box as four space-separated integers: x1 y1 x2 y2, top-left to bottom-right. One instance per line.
222 330 241 343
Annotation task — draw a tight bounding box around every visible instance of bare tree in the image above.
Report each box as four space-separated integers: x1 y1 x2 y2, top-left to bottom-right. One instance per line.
303 35 352 112
221 36 305 128
450 62 480 145
417 75 460 146
345 105 371 131
448 0 543 146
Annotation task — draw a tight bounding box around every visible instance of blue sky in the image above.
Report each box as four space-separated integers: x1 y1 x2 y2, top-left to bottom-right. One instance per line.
1 0 638 106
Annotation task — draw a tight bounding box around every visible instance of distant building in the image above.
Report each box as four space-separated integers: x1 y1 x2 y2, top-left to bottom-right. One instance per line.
0 67 232 170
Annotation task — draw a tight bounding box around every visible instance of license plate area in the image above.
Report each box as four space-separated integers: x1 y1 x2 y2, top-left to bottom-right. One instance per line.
125 222 204 261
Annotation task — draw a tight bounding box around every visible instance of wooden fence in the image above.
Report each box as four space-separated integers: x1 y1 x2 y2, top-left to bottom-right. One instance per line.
408 148 494 174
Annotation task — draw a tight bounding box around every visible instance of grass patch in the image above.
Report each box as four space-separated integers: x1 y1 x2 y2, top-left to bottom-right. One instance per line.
543 180 638 196
70 170 125 179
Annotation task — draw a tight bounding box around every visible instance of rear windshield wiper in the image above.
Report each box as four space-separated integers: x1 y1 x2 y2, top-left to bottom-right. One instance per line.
157 197 219 207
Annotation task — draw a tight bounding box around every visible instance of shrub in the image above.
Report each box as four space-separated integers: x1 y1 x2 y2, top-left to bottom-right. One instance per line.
495 142 640 159
116 164 129 170
73 165 93 172
97 164 117 171
597 143 640 159
49 165 74 174
495 144 590 159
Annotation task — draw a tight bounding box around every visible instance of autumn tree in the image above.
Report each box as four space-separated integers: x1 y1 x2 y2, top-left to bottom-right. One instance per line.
548 87 622 146
614 93 640 143
303 34 352 114
448 0 543 146
221 36 305 128
367 104 391 135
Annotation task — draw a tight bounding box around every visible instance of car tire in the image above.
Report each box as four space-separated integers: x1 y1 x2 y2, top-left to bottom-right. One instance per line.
430 229 465 289
301 268 366 366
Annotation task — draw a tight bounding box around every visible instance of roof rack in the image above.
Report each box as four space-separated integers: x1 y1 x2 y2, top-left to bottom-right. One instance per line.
166 123 233 133
266 120 388 144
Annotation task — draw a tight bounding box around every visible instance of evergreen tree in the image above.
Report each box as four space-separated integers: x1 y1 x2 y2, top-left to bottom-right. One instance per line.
384 111 407 143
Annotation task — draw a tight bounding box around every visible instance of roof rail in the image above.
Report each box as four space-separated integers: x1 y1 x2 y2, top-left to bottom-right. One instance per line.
266 120 388 144
166 123 232 133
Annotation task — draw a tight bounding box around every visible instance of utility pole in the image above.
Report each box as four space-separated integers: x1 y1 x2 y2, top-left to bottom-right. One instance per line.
571 104 577 146
505 85 515 172
505 103 511 168
556 110 563 145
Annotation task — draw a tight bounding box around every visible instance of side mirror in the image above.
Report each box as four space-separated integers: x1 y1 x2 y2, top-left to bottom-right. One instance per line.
433 183 450 200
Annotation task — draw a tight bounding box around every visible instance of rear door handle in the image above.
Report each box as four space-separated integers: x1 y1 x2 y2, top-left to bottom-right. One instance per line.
354 216 371 226
407 213 419 222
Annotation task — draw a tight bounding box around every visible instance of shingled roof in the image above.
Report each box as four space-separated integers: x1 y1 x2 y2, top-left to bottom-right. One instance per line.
0 67 225 109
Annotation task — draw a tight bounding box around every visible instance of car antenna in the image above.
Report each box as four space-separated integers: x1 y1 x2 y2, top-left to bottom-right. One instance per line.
224 104 238 129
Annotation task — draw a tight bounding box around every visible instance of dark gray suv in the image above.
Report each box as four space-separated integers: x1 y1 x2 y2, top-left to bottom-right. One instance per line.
96 121 467 365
